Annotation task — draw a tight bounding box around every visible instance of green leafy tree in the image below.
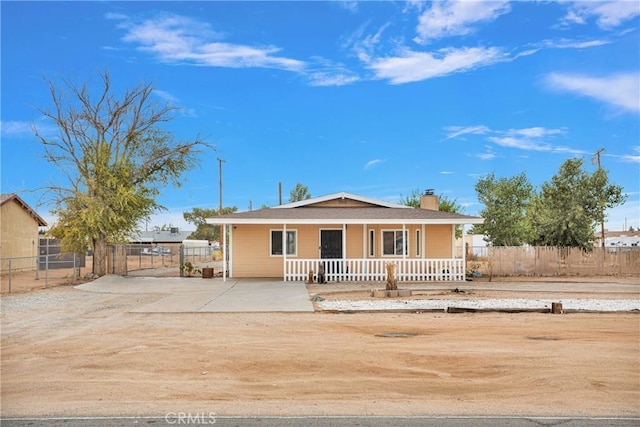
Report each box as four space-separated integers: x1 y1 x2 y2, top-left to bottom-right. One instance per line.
399 189 422 208
289 183 311 202
400 189 466 237
153 223 175 231
437 195 466 238
34 71 210 276
531 158 626 250
474 172 535 246
183 206 238 241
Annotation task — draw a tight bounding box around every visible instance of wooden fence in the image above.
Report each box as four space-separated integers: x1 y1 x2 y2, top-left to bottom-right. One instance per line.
467 246 640 277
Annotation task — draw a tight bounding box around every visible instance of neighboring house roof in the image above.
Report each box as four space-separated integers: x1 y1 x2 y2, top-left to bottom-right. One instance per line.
599 231 640 239
207 192 483 225
0 193 48 226
130 229 194 244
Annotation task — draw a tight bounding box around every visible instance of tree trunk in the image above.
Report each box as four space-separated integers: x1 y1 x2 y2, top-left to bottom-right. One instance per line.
93 235 108 276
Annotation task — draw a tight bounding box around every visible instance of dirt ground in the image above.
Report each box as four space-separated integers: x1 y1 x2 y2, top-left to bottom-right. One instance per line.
1 274 639 418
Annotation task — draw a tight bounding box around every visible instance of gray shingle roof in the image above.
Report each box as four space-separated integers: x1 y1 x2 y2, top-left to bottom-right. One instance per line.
208 207 483 225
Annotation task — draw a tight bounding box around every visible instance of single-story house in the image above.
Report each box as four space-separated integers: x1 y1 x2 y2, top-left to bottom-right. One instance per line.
1 193 48 271
206 192 484 282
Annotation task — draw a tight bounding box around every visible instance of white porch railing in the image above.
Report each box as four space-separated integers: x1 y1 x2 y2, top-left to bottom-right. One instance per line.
285 258 465 282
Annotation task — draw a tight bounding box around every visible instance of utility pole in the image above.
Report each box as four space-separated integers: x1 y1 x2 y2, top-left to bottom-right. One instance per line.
218 158 225 246
592 148 605 248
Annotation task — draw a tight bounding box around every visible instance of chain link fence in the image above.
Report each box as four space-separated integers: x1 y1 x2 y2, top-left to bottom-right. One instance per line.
1 252 89 293
107 243 221 277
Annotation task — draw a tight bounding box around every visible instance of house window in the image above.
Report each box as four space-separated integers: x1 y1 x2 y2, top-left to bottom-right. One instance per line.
382 230 408 256
416 229 421 257
368 229 375 257
270 229 297 256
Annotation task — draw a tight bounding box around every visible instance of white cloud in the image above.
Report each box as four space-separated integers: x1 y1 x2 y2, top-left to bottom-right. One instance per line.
1 118 59 138
505 127 566 139
153 89 198 118
611 146 640 163
337 1 359 13
561 1 640 30
369 46 505 84
487 136 552 151
114 13 305 71
447 125 584 156
153 89 179 103
541 38 611 49
443 125 491 140
346 21 392 64
414 0 511 44
105 12 129 21
477 152 496 160
307 72 360 87
545 72 640 113
364 159 383 169
1 120 33 137
487 126 577 153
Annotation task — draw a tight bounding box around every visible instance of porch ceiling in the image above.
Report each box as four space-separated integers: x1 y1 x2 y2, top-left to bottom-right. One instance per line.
206 207 484 225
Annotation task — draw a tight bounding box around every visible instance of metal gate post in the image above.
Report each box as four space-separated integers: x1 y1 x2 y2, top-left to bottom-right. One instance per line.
179 244 184 277
45 254 49 287
8 258 12 293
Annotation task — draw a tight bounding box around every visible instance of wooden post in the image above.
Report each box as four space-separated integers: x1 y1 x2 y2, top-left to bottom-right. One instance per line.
386 263 397 291
551 302 563 314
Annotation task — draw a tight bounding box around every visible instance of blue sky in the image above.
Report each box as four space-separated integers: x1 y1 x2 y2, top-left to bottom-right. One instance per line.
2 1 639 232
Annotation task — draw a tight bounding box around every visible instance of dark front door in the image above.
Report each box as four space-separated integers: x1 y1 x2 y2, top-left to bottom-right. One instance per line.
320 230 342 259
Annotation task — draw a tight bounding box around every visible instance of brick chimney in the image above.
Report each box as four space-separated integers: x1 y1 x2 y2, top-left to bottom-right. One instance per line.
420 189 439 211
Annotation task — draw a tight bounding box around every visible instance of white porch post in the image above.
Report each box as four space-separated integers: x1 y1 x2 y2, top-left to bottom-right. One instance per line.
283 223 287 280
222 224 227 282
451 224 456 281
342 223 347 258
343 223 347 280
402 224 406 281
402 224 407 259
421 224 425 259
451 224 456 258
461 223 467 278
228 224 233 278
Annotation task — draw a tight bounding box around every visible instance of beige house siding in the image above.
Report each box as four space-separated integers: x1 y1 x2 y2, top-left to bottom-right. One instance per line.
425 225 453 258
0 199 41 271
230 223 456 278
231 225 278 277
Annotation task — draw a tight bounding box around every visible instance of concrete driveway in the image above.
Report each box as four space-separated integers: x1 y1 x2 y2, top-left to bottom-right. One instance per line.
76 276 314 313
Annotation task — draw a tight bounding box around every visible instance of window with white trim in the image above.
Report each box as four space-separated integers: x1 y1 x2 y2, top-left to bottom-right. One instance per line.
270 229 297 256
382 230 408 256
416 229 421 257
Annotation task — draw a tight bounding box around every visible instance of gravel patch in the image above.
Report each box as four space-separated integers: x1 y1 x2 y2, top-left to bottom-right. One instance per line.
317 298 640 312
1 292 72 311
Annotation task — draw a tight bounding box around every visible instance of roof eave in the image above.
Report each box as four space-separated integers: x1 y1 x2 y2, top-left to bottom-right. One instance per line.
207 218 484 225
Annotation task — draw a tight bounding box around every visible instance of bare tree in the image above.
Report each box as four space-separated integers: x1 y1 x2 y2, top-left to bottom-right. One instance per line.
34 71 212 276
